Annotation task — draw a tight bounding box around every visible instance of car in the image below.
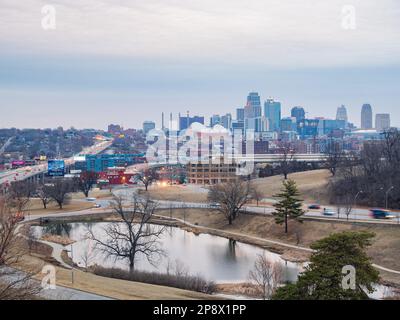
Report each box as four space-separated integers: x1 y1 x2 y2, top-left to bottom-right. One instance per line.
308 204 321 210
86 197 97 202
323 208 335 216
370 209 395 219
93 204 101 208
209 203 221 209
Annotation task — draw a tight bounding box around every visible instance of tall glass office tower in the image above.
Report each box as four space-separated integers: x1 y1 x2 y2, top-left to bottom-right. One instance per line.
244 92 262 118
264 98 281 132
244 92 262 132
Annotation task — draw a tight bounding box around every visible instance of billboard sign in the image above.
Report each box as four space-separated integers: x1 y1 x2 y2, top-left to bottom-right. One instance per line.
11 160 26 168
48 160 65 177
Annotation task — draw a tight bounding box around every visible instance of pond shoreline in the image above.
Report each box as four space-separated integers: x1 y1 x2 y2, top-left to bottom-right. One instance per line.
30 212 400 296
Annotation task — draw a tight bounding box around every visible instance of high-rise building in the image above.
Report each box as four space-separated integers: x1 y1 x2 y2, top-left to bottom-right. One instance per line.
361 104 373 129
291 107 306 123
280 117 297 132
244 92 262 119
375 114 391 132
210 114 221 127
244 92 262 132
179 113 205 131
336 105 348 123
221 113 232 130
231 120 244 134
317 119 346 136
254 116 269 133
298 119 319 139
264 98 281 132
142 121 155 135
236 108 245 121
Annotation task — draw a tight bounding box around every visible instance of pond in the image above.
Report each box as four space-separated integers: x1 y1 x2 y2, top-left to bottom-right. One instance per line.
33 222 302 283
32 222 397 299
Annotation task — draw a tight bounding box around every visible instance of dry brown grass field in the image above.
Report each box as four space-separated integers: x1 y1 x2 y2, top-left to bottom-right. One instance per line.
147 184 209 202
24 199 94 215
252 169 331 203
157 208 400 285
17 250 216 300
147 170 331 204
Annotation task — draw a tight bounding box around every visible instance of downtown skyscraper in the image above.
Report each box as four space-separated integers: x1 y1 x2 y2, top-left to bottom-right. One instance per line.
361 104 373 129
244 92 262 131
336 105 348 124
291 107 306 124
244 92 262 118
375 114 391 132
264 98 281 132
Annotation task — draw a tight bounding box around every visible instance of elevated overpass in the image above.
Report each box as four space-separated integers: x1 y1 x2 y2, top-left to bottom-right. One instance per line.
141 153 328 167
0 139 113 190
231 153 328 163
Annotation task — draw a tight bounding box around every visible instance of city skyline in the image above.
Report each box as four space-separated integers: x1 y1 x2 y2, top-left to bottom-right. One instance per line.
1 1 400 129
0 85 396 131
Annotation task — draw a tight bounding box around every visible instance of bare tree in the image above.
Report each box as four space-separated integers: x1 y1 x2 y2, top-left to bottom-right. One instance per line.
136 168 159 191
249 254 283 300
36 183 53 209
337 194 353 221
74 172 98 198
251 188 263 207
8 181 36 213
79 240 97 271
347 133 400 208
292 222 303 245
45 179 74 209
88 195 165 273
208 180 253 225
0 197 41 300
26 226 37 254
278 142 295 180
325 139 344 177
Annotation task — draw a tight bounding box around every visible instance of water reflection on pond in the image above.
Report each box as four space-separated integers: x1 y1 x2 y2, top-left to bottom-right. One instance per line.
33 222 397 299
34 222 303 283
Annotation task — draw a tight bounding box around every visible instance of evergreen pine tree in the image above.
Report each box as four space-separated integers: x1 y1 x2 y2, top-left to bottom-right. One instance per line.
272 179 304 233
272 231 380 300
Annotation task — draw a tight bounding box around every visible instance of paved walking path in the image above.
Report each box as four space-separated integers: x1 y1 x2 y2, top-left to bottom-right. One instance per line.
1 266 112 300
22 186 400 278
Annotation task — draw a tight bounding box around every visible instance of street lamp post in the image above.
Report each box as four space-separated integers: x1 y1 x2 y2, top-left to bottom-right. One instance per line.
71 243 74 285
385 186 394 210
66 244 75 285
354 191 363 221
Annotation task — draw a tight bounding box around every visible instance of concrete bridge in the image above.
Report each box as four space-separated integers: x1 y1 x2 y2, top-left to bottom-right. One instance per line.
231 153 328 163
140 154 328 167
0 140 113 194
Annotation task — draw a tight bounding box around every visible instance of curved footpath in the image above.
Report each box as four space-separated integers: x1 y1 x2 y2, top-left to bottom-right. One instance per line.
2 266 112 300
24 207 400 278
23 189 400 278
168 216 400 276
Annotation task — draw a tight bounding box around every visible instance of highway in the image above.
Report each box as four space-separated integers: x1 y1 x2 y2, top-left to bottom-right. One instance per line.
0 137 14 154
112 186 400 225
20 186 400 282
0 139 112 186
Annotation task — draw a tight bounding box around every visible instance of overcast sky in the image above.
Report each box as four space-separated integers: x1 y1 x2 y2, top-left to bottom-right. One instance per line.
1 0 400 129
